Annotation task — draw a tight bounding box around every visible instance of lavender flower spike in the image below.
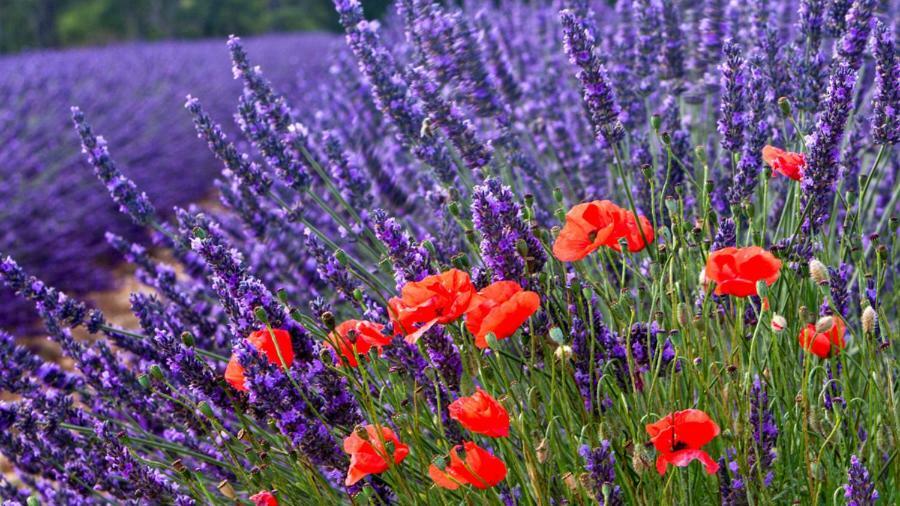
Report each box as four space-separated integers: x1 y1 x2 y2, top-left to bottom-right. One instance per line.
835 0 877 72
718 40 745 154
579 441 622 505
844 455 879 505
560 9 625 143
802 61 857 233
71 107 157 227
871 19 899 145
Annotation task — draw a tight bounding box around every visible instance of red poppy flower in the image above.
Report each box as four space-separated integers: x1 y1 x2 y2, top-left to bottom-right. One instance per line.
464 281 540 349
343 425 410 486
328 319 391 367
645 409 720 475
552 200 653 261
448 387 510 438
224 328 295 392
798 317 847 359
428 441 507 490
388 269 477 343
762 145 806 181
250 491 278 506
705 246 782 297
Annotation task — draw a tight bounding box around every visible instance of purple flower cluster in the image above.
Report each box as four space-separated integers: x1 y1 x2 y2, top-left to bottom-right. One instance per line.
579 441 622 505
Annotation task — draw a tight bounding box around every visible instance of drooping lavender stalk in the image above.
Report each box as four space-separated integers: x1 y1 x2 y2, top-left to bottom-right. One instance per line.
579 441 622 505
71 107 158 227
408 65 494 172
871 19 899 145
560 9 625 144
843 455 879 505
718 40 746 154
802 61 857 233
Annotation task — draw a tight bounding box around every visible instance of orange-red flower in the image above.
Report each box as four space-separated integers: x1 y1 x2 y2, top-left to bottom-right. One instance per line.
250 491 278 506
464 281 540 349
428 441 507 490
552 200 654 261
328 319 391 367
704 246 782 297
343 425 409 486
448 387 510 437
224 328 295 392
388 269 477 343
646 409 720 475
762 145 806 181
798 317 847 359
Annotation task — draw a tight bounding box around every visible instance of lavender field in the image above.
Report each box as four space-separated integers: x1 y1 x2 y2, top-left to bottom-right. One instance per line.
0 0 898 504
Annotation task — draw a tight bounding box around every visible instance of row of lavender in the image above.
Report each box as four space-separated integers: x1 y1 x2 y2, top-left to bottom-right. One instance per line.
0 33 337 330
0 0 898 503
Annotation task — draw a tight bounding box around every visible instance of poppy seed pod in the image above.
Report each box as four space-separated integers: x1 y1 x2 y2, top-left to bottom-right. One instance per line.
862 306 877 334
809 259 829 285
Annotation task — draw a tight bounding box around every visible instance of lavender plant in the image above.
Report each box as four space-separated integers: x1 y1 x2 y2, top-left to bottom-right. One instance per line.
0 0 898 504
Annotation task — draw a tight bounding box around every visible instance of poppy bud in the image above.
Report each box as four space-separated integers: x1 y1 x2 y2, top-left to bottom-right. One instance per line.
677 303 690 326
815 316 835 334
451 254 469 270
321 311 336 330
26 496 39 506
755 280 768 299
862 306 877 334
149 364 164 381
254 306 269 323
137 374 150 389
172 459 187 473
192 226 207 239
695 146 707 164
554 345 573 361
181 331 195 347
660 131 672 146
640 164 652 179
422 239 437 259
698 268 710 288
799 305 813 324
553 187 564 203
217 480 237 499
778 97 792 117
809 259 829 285
276 289 289 303
485 332 500 349
771 314 787 333
353 288 364 303
198 401 215 419
448 201 460 217
650 114 662 131
334 249 349 267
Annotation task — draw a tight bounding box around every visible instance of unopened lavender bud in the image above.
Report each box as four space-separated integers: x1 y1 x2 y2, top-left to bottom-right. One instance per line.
862 306 877 334
809 259 829 285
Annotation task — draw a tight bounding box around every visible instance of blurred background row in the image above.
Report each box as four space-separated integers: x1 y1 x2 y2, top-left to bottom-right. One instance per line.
1 0 391 54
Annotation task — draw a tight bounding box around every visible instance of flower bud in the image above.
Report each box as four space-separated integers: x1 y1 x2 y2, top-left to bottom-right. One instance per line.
770 314 787 333
553 187 564 203
554 345 573 361
698 268 710 288
149 364 164 381
862 306 877 334
778 97 792 117
815 316 835 334
650 114 662 131
180 331 195 347
217 480 237 499
809 259 829 285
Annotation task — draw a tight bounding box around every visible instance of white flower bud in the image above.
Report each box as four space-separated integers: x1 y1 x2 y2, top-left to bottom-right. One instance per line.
809 259 829 285
815 316 834 334
554 345 573 361
771 314 787 332
862 306 877 334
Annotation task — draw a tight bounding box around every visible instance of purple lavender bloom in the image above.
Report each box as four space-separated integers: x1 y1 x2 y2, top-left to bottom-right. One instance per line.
0 331 81 394
659 0 686 82
750 376 778 484
802 61 857 233
560 9 625 143
826 0 853 36
371 209 433 289
579 441 622 505
844 455 879 505
408 65 493 172
821 263 852 316
571 307 628 412
835 0 876 71
71 107 157 227
871 19 899 145
713 218 737 251
717 449 747 505
322 130 372 209
472 178 546 284
421 327 463 393
334 0 456 185
718 40 746 154
729 55 770 205
823 362 847 410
